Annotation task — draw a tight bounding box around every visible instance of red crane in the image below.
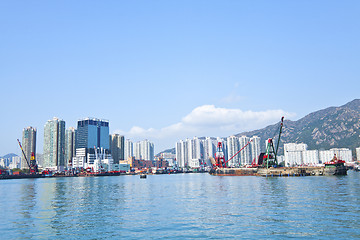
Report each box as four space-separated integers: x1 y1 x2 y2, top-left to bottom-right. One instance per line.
213 139 253 168
214 142 225 168
17 139 38 174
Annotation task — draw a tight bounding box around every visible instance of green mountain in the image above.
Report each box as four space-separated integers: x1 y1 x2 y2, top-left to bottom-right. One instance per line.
236 99 360 155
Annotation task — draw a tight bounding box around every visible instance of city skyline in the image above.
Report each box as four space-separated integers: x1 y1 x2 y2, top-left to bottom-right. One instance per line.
1 1 360 156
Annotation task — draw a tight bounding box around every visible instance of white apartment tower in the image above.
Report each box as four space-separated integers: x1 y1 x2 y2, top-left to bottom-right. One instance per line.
239 136 251 165
250 136 261 163
134 140 154 161
124 139 133 160
227 136 240 167
43 117 66 171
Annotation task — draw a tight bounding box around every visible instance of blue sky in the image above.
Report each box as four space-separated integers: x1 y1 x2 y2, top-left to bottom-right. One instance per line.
1 0 359 156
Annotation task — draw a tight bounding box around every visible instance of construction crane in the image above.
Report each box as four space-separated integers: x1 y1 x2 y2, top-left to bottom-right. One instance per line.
17 139 38 174
213 142 225 168
259 116 284 168
222 139 253 168
212 139 253 168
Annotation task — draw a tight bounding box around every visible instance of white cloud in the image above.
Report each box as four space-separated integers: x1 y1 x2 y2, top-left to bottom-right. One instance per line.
114 105 296 151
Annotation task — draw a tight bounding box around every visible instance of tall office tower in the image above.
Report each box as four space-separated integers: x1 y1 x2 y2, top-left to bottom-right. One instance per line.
21 126 36 169
43 117 66 171
124 139 133 160
65 127 76 168
76 118 109 151
75 118 110 165
250 136 261 163
109 134 125 164
226 136 240 167
239 136 251 165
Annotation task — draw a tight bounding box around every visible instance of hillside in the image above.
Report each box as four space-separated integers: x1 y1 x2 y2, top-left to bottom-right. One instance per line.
237 99 360 154
1 153 18 159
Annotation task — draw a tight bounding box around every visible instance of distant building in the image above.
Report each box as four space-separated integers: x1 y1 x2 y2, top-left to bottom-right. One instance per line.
134 140 154 161
109 134 125 164
284 143 308 166
160 152 176 166
319 148 352 163
250 136 261 163
43 117 66 171
204 137 217 166
65 127 76 168
302 150 319 165
239 136 251 165
9 156 21 169
175 140 187 168
21 126 36 169
124 139 133 159
227 136 240 167
175 135 260 168
36 153 44 168
284 143 352 166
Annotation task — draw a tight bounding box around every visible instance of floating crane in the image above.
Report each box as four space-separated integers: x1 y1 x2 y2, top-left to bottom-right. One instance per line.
258 116 284 168
17 139 38 174
212 139 253 168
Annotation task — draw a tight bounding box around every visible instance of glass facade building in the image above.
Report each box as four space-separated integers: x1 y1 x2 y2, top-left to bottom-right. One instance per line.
76 118 109 150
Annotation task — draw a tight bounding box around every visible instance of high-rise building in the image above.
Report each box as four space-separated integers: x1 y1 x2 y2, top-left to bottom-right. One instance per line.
250 136 261 163
74 118 110 167
65 127 76 168
239 136 251 165
43 117 66 171
284 143 307 166
227 136 240 167
133 140 154 161
356 147 360 161
110 134 125 164
204 137 217 165
21 126 37 169
176 139 188 168
124 139 133 160
76 118 109 151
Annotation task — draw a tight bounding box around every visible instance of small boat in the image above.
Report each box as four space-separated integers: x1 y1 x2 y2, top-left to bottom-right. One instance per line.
140 174 147 179
323 154 348 175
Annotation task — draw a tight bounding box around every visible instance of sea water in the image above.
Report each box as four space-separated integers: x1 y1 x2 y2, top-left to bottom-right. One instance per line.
1 171 360 239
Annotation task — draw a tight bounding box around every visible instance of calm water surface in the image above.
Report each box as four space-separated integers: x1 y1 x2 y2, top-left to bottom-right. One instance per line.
1 172 360 239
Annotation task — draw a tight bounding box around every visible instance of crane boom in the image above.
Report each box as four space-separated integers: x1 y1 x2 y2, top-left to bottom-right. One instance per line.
275 116 284 160
17 139 31 168
222 139 253 167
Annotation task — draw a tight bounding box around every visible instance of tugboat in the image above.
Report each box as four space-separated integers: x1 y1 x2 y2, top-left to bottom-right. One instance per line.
323 154 348 175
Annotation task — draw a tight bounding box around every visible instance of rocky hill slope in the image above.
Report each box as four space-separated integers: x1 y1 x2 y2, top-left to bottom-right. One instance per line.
237 99 360 154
